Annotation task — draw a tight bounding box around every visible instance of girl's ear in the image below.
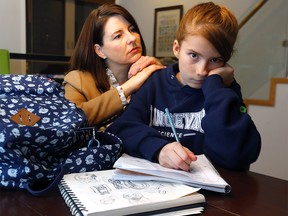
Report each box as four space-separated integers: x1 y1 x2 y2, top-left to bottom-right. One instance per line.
173 40 180 59
94 44 106 59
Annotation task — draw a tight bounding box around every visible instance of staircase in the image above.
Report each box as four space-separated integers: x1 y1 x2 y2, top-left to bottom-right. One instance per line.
231 0 288 180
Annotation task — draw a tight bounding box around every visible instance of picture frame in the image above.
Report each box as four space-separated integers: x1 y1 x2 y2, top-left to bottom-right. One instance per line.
153 5 183 58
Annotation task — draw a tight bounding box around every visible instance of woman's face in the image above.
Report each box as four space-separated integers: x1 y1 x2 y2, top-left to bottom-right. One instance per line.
173 34 225 89
94 15 142 67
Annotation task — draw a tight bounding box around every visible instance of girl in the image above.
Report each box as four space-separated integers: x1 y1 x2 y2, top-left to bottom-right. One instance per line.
107 2 261 171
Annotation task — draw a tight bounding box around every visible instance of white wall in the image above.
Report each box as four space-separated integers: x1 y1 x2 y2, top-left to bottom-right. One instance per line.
0 0 26 74
116 0 258 55
0 0 26 53
249 83 288 180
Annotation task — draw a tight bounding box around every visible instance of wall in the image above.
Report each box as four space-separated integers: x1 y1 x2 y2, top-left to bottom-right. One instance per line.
0 0 26 74
249 82 288 180
0 0 26 53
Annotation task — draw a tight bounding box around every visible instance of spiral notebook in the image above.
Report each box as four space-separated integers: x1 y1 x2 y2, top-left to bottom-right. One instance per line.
58 169 206 216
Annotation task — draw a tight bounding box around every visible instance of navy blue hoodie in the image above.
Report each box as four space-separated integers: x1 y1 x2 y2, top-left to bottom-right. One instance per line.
107 63 261 170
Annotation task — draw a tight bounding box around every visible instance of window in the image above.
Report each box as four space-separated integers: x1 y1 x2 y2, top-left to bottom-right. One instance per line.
25 0 114 74
26 0 115 56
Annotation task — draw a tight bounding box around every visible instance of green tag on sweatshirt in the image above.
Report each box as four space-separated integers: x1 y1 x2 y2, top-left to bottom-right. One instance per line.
240 106 247 113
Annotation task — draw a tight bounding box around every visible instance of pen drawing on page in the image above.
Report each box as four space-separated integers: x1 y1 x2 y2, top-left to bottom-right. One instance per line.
71 172 174 206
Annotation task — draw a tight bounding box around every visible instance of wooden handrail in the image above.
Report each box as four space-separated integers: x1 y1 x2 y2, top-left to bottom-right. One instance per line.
239 0 268 29
244 78 288 108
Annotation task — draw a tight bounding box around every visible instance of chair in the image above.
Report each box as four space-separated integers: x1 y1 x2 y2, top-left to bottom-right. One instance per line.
0 49 10 74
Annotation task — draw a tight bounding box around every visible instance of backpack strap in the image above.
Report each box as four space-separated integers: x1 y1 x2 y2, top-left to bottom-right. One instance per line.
24 165 65 196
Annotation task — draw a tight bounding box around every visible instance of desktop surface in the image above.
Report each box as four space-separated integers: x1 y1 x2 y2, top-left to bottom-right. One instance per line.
0 166 287 216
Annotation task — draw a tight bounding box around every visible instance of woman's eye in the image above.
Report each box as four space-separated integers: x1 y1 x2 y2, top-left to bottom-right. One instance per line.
113 34 121 40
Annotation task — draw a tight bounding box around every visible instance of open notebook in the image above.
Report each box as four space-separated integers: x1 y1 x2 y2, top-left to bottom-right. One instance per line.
113 154 231 193
58 169 206 216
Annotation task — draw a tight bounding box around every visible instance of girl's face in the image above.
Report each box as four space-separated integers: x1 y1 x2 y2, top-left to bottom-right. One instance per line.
173 35 225 89
94 15 142 67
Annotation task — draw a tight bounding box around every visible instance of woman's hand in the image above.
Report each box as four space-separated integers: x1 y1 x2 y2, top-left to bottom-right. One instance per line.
128 56 164 78
122 63 164 96
122 56 165 97
209 63 234 87
158 142 197 171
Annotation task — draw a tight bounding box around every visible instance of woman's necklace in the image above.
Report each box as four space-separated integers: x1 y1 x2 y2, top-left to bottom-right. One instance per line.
106 68 120 88
98 68 126 131
106 68 129 107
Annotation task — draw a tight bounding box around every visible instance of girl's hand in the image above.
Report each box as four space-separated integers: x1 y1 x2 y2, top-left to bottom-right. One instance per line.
209 63 234 87
158 142 197 171
128 56 165 78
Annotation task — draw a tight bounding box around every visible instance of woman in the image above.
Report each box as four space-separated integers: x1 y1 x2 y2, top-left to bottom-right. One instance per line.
63 4 164 129
107 2 261 171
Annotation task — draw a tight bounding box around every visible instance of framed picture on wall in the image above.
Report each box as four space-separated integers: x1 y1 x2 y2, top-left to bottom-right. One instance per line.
153 5 183 58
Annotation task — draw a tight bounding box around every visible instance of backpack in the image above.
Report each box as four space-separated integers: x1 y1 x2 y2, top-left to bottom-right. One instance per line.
0 75 122 195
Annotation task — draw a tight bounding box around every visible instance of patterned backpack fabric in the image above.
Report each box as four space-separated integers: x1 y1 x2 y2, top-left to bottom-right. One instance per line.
0 75 122 195
64 128 122 174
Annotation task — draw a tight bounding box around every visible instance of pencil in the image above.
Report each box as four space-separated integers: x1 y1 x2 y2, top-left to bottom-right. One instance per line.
165 108 180 143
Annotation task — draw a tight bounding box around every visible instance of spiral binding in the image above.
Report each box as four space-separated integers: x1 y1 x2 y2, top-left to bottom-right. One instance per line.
58 180 87 216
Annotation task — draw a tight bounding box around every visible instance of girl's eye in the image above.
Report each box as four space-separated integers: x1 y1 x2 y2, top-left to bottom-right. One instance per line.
189 52 198 59
211 58 223 63
129 26 137 32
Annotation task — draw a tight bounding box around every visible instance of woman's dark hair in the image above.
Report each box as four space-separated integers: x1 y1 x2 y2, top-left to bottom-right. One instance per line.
69 3 146 92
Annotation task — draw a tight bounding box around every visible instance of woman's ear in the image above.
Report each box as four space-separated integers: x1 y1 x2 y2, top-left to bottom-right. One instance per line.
173 40 180 59
94 44 106 59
